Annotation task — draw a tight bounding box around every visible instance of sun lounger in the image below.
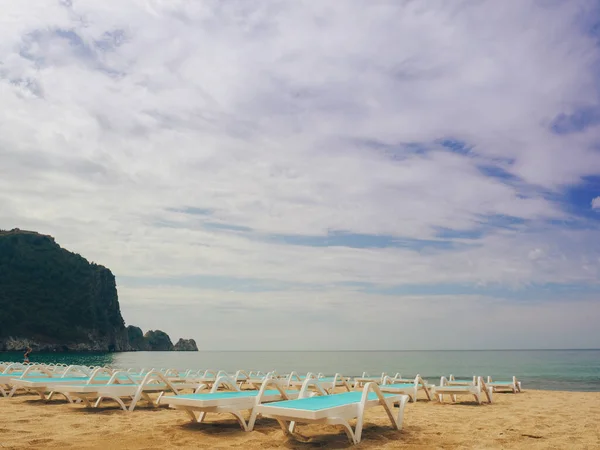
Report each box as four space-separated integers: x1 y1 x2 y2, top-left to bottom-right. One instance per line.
53 370 201 411
389 374 420 383
252 379 409 444
284 371 324 385
379 375 433 402
312 374 353 393
244 371 277 389
8 367 117 400
191 369 228 385
286 373 352 393
433 376 493 404
487 376 522 393
159 376 302 430
0 365 59 397
353 372 387 387
446 374 477 386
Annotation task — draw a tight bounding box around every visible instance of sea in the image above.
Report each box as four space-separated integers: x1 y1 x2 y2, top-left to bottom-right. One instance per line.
2 349 599 392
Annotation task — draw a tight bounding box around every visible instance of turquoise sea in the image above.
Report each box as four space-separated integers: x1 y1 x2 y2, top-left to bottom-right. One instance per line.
2 349 599 392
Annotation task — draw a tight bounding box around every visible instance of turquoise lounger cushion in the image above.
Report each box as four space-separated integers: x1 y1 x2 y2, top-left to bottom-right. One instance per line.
440 386 474 390
18 377 90 382
19 375 136 383
381 383 415 388
267 392 397 411
490 381 513 385
174 390 295 401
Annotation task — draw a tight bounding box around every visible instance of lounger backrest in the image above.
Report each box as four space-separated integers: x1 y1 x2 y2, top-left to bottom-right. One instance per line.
210 375 241 393
253 377 291 407
297 377 328 399
86 367 114 384
20 364 53 378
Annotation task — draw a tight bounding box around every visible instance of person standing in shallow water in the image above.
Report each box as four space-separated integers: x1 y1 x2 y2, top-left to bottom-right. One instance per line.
24 347 32 363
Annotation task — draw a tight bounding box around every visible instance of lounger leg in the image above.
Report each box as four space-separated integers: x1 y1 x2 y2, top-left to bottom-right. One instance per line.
247 411 260 431
396 396 407 430
0 387 6 397
48 391 70 403
129 391 143 411
329 418 358 444
197 411 207 423
184 409 199 422
277 419 293 437
129 392 153 411
230 412 249 431
141 392 155 407
114 397 128 411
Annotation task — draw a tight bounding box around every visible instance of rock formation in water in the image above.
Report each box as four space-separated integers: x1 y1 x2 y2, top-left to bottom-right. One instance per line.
174 338 198 351
144 330 174 351
126 325 149 351
0 229 129 352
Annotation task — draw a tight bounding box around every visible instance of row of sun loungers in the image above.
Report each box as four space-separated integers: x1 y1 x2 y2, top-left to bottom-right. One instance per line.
0 362 522 444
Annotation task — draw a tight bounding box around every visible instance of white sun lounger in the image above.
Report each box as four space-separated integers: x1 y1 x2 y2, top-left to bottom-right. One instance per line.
446 374 477 386
8 367 122 400
159 375 303 430
353 372 387 387
53 370 201 411
307 374 352 393
284 371 325 385
433 376 493 404
244 371 278 389
379 375 433 402
487 376 522 393
252 379 409 445
0 365 61 397
285 372 350 393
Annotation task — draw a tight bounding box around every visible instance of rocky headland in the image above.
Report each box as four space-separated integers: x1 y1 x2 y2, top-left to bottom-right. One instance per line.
0 229 197 352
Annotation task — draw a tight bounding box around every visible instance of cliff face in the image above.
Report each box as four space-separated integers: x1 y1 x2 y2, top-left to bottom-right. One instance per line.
0 229 129 352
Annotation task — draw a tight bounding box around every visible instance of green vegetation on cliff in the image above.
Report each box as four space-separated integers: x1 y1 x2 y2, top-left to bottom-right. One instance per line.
0 229 127 350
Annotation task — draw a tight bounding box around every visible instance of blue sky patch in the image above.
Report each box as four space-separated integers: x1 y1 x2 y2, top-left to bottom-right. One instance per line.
551 106 600 135
437 138 472 155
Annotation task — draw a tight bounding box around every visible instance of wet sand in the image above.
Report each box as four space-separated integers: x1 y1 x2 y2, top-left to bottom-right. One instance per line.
0 389 598 449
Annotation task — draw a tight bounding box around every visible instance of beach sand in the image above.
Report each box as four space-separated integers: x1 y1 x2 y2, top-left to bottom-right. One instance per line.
0 389 598 449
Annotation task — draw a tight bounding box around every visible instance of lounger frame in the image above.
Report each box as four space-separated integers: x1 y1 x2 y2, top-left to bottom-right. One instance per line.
252 379 408 444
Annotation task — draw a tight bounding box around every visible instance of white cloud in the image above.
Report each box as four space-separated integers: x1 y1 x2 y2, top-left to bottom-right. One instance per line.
592 197 600 210
1 0 600 348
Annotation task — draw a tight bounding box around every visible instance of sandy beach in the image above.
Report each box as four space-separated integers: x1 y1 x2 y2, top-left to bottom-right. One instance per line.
0 389 598 449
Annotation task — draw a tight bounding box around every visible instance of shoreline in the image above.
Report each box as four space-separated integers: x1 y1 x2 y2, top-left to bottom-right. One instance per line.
1 389 598 449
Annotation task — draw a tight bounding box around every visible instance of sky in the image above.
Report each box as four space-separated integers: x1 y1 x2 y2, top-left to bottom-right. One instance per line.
1 0 600 350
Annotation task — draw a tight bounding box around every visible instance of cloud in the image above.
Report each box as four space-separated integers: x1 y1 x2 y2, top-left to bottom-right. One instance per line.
1 0 600 348
592 196 600 210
